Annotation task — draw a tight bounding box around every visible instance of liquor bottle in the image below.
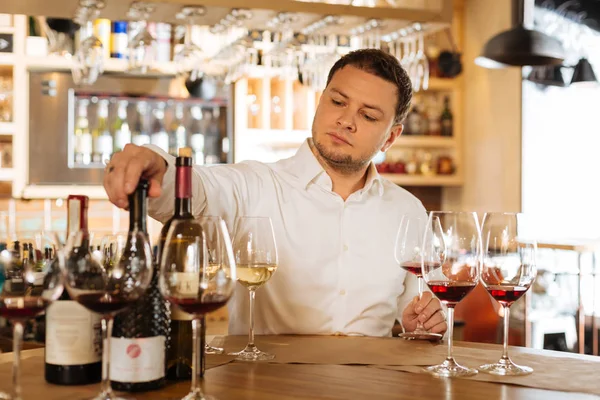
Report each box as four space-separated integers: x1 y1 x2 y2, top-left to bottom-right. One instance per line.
45 195 102 385
169 103 187 156
110 179 170 392
150 102 170 153
74 99 92 165
113 100 131 152
189 106 205 165
92 99 113 164
163 147 195 381
132 102 151 147
440 96 453 137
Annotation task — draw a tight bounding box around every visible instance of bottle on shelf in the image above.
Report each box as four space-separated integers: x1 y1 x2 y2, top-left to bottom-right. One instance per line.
110 21 128 59
74 99 92 165
440 96 453 137
150 102 170 153
93 19 111 60
45 195 102 385
169 103 188 156
162 147 195 381
132 101 151 147
92 99 113 164
113 100 131 153
205 107 222 165
110 179 170 392
405 105 423 136
427 96 441 136
189 106 205 166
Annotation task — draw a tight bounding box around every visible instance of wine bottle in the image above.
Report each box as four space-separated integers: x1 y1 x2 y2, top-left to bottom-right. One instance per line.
110 179 170 392
440 96 453 137
45 195 102 385
163 147 196 381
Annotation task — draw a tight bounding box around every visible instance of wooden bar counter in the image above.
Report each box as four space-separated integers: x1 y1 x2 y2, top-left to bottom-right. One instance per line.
0 335 598 399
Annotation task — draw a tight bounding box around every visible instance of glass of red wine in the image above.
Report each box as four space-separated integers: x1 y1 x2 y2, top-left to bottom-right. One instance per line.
479 212 537 376
0 231 64 399
64 229 153 400
422 211 481 378
159 218 236 400
394 215 442 341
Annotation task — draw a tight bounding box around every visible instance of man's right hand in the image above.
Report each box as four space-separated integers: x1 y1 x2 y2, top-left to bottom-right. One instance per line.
103 144 168 209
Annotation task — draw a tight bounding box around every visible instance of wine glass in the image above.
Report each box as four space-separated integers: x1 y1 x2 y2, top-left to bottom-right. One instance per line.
421 211 481 378
174 6 206 78
199 216 230 355
479 213 537 376
72 1 105 85
0 232 64 399
159 218 236 400
127 3 156 74
228 216 278 361
64 229 153 400
394 215 442 340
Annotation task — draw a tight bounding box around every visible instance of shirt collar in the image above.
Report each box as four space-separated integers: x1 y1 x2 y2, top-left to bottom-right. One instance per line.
291 138 384 197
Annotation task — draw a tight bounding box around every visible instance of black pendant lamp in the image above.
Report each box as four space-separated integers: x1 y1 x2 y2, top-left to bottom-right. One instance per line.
526 65 567 87
570 58 598 87
475 0 565 68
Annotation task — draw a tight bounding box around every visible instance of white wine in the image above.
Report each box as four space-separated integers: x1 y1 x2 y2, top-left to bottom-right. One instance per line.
236 264 277 289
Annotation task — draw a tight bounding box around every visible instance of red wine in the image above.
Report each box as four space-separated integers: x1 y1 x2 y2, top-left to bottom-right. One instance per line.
486 285 529 306
427 281 477 306
45 195 102 385
163 150 195 381
111 180 170 392
77 293 136 315
167 294 230 316
401 262 422 277
0 297 48 319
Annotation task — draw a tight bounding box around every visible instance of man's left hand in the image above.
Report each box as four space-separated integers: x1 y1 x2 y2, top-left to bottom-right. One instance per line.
401 292 447 335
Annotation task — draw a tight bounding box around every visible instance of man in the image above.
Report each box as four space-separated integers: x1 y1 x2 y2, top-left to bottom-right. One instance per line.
104 49 447 337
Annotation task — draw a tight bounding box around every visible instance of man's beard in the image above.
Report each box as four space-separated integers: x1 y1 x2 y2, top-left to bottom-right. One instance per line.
312 138 371 174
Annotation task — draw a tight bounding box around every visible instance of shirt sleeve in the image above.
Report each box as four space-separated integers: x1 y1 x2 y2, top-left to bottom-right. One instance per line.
145 144 265 233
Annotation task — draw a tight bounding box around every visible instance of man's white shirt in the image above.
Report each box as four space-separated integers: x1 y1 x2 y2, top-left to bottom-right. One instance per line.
147 139 427 337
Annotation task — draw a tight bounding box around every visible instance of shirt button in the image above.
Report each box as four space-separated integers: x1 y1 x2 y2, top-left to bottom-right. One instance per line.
339 289 346 295
343 245 348 251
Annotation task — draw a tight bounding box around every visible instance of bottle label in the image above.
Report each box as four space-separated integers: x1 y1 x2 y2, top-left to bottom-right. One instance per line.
78 133 93 156
115 128 131 151
96 135 113 157
151 132 169 153
45 301 102 365
110 336 166 382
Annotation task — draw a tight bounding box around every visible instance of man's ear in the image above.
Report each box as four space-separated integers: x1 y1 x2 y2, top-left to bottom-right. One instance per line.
381 123 403 152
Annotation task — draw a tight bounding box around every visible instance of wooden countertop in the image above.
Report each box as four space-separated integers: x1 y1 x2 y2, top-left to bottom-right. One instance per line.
0 336 597 399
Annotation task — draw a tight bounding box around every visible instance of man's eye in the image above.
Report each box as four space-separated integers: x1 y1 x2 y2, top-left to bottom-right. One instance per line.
331 99 343 106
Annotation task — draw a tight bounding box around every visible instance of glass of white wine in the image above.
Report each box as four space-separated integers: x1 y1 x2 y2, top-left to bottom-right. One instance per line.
228 216 278 361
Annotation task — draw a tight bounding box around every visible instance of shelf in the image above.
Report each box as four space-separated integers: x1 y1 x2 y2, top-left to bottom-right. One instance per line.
380 173 463 187
20 185 108 200
0 168 13 181
0 122 13 135
0 53 14 67
25 56 181 77
393 136 456 148
0 26 15 35
424 77 462 92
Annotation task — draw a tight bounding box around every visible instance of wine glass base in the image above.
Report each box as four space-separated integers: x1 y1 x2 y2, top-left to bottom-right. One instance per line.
205 344 224 355
181 391 216 400
0 392 12 400
423 358 478 378
229 344 275 361
479 359 533 376
87 390 128 400
399 332 443 341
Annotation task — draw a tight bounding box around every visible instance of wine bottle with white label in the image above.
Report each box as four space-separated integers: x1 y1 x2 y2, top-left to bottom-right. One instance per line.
45 195 102 385
110 179 170 392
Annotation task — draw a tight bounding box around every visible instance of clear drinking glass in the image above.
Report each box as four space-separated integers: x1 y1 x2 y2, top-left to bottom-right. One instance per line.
0 232 64 400
394 215 442 340
64 229 153 400
421 211 481 378
479 213 537 376
228 216 278 361
160 218 236 400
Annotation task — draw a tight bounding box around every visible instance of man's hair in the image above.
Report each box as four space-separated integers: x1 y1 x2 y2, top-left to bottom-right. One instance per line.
325 49 413 124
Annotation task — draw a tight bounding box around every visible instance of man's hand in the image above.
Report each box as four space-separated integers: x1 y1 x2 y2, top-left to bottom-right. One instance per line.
103 144 168 209
401 291 447 335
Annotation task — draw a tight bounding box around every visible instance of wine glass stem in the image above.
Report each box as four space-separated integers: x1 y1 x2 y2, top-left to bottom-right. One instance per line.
100 317 115 396
502 306 510 360
446 307 455 361
248 289 256 347
415 276 427 332
184 24 193 46
191 317 206 396
12 320 23 400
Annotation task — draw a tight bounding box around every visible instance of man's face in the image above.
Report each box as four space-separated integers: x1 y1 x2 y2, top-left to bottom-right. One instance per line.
311 65 403 173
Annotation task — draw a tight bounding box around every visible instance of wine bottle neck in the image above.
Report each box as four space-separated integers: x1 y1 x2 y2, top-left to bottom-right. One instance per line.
128 183 149 233
174 198 193 218
175 156 193 218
